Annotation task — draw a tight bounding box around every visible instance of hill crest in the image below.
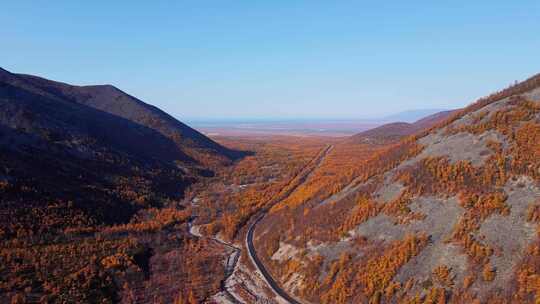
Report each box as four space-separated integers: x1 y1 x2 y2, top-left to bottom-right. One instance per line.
12 71 240 166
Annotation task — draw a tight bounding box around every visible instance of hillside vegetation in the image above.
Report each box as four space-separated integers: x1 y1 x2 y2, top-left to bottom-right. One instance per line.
3 65 540 303
256 73 540 303
0 67 241 303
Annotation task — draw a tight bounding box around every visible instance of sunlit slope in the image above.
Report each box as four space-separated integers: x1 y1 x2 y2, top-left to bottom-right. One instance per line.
256 73 540 303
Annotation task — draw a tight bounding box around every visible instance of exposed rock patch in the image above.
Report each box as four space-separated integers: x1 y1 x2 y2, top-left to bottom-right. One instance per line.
375 182 404 204
350 196 463 244
523 87 540 104
317 176 367 207
395 243 468 290
373 171 405 204
394 197 467 286
417 130 505 167
350 214 406 242
472 176 540 297
272 242 301 262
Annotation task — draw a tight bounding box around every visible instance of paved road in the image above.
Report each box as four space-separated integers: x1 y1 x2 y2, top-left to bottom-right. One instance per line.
189 145 332 304
246 213 301 304
245 145 333 304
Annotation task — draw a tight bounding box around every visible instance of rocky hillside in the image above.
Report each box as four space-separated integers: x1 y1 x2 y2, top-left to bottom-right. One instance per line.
255 73 540 303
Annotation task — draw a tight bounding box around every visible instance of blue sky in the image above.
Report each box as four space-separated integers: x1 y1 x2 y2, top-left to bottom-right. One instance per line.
2 1 539 120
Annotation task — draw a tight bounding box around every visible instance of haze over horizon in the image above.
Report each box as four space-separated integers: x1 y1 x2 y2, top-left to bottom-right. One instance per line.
2 1 539 119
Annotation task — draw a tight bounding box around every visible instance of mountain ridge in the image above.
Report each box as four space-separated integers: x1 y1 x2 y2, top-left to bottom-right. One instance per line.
12 70 241 166
0 67 243 237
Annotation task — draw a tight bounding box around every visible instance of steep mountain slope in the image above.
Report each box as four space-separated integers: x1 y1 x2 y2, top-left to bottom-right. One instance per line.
0 67 238 229
1 68 187 227
14 71 240 166
349 110 456 144
255 73 540 303
0 68 239 302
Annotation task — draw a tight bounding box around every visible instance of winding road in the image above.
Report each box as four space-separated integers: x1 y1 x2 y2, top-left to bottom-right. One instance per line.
189 144 333 304
245 145 333 304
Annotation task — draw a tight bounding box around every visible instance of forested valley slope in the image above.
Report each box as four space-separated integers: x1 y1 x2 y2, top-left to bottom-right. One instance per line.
253 73 540 303
0 67 242 303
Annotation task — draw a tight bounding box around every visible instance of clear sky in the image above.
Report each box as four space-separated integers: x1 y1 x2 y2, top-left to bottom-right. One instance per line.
2 1 539 120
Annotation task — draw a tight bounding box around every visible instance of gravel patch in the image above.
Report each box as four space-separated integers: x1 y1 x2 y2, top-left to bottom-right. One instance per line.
350 196 463 243
284 272 304 293
444 96 509 131
372 171 405 204
341 196 467 296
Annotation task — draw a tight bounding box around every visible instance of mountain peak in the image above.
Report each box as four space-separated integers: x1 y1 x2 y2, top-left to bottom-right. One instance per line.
8 68 242 166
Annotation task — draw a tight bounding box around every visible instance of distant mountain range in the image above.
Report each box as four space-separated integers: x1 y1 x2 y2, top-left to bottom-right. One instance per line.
186 109 454 138
348 109 457 143
378 108 451 123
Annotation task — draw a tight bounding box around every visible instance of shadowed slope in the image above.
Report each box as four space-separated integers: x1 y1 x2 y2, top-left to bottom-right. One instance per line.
16 72 242 166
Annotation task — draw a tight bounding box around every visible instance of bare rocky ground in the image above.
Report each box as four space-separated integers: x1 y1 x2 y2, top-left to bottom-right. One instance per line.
346 196 468 292
471 176 539 299
417 129 505 166
307 238 358 282
269 242 309 295
373 180 405 204
394 197 468 294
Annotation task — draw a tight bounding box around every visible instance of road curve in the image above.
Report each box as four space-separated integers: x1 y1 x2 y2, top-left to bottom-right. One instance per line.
189 145 332 304
245 145 333 304
246 214 301 304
